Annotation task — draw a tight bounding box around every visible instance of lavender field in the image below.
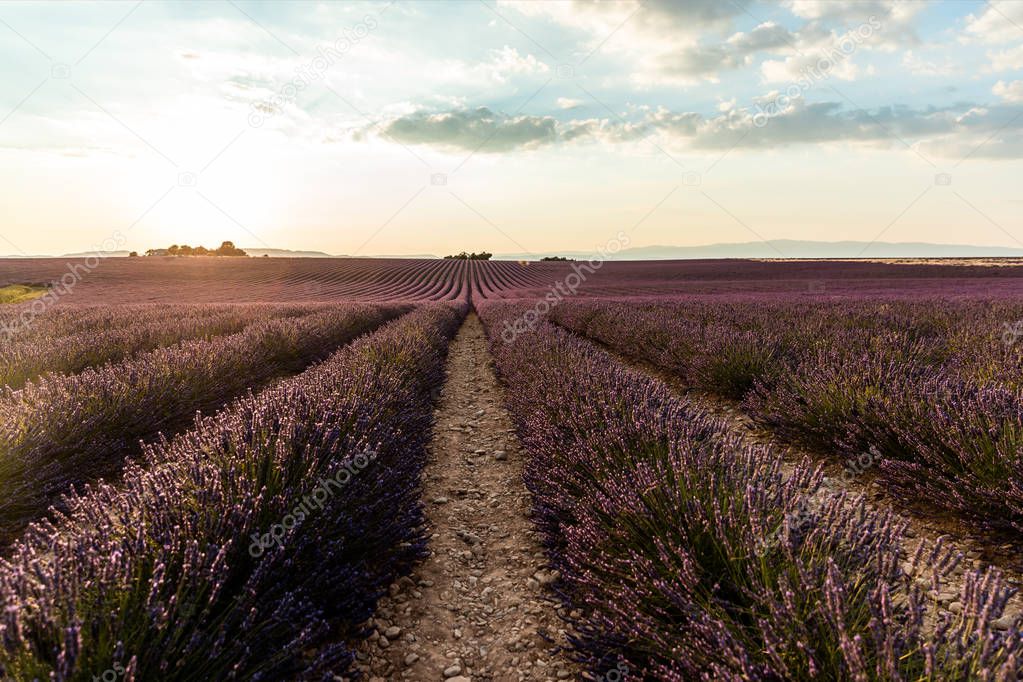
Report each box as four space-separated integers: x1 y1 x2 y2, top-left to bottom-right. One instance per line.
0 257 1022 681
8 0 1023 676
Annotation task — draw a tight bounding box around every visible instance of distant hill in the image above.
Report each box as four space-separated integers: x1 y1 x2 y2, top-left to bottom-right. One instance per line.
242 248 334 258
496 240 1023 261
60 250 132 258
241 249 441 258
359 253 441 259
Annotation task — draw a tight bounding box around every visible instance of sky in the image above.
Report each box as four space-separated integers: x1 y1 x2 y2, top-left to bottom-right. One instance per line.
1 0 1022 258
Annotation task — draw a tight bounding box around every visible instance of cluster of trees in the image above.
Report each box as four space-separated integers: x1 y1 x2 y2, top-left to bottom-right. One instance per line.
443 251 492 260
142 241 248 258
540 256 573 261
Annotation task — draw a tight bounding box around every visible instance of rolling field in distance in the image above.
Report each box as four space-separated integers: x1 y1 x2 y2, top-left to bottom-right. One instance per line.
4 256 1023 304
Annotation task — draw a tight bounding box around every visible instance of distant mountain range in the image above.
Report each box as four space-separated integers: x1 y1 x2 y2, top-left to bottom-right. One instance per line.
494 240 1023 261
242 248 335 258
60 251 134 258
241 249 442 258
4 240 1023 260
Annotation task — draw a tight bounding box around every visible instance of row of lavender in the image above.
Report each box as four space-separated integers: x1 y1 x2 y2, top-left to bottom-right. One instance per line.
0 302 465 680
480 301 1022 681
0 303 407 545
549 299 1023 537
0 302 312 342
0 303 325 389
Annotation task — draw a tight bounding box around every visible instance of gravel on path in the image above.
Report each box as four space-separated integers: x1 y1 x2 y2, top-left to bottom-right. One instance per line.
351 314 578 682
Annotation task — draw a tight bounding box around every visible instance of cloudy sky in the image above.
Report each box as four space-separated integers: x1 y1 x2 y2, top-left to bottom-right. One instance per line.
1 0 1022 257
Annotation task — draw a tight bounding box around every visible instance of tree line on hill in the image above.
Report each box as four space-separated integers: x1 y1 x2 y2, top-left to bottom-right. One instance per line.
443 251 492 260
139 241 249 257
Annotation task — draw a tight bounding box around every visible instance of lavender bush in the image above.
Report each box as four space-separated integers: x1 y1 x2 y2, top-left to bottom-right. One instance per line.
480 301 1023 681
0 303 407 544
0 302 465 680
549 298 1023 536
1 302 308 345
0 303 321 389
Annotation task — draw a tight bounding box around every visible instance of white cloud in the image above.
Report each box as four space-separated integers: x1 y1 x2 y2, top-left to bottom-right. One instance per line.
556 98 583 110
501 0 750 38
656 22 794 81
757 16 895 85
986 44 1023 72
965 1 1023 44
504 0 918 86
426 46 550 88
994 80 1023 103
902 50 957 77
785 0 922 49
362 100 1023 160
374 107 560 152
641 100 1023 158
500 0 757 83
761 51 861 83
786 0 893 21
484 46 550 82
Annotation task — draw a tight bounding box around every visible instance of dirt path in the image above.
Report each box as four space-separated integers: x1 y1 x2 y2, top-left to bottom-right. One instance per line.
352 314 577 681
